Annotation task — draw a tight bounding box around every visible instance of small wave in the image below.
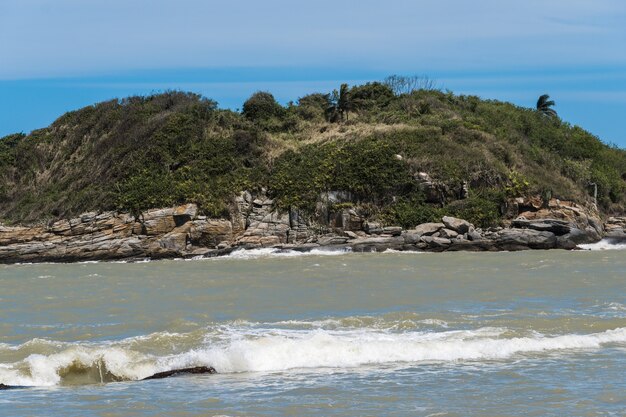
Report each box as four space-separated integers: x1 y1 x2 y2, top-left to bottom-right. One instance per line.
579 239 626 251
607 302 626 311
270 314 449 331
225 247 351 260
1 326 624 387
382 249 424 254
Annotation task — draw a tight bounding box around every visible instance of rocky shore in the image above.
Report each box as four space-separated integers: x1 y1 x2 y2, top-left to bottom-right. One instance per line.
1 192 624 264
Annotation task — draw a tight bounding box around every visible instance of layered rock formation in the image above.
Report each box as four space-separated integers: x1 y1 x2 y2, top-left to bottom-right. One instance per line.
0 204 232 263
0 192 621 264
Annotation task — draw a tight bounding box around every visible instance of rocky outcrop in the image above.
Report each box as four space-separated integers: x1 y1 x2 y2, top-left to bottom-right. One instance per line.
0 204 233 263
415 172 447 204
494 228 557 250
235 195 292 248
604 217 626 237
0 193 618 264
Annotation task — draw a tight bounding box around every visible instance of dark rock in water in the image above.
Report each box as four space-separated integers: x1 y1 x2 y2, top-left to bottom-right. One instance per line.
142 366 217 380
0 383 24 390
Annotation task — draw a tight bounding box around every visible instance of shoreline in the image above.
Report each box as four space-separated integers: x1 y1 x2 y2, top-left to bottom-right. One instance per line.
1 201 625 265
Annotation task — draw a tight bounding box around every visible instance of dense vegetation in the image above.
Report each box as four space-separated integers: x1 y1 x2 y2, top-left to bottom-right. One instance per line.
1 80 625 227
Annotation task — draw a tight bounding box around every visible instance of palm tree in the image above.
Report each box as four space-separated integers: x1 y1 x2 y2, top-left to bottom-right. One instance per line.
536 94 557 117
339 84 352 120
326 83 352 122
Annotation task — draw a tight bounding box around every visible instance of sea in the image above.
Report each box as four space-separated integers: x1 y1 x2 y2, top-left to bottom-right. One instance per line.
1 242 625 416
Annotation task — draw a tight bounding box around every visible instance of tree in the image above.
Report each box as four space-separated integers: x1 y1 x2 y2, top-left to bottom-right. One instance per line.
326 83 352 122
296 93 331 121
383 75 438 95
242 91 284 121
350 82 395 111
536 94 557 117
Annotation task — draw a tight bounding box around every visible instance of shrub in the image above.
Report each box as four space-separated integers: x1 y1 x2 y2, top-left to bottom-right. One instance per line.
383 195 444 228
445 192 503 228
242 92 285 121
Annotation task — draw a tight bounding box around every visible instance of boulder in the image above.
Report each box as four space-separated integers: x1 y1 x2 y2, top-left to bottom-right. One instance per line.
511 218 571 236
414 222 444 236
317 235 349 246
382 226 403 236
467 228 483 241
442 216 472 234
420 235 452 250
495 229 557 251
349 236 404 252
364 222 383 235
344 231 358 239
447 239 496 252
439 228 459 239
404 231 422 244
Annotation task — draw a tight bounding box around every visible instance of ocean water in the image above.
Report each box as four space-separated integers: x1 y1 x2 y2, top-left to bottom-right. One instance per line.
0 248 625 416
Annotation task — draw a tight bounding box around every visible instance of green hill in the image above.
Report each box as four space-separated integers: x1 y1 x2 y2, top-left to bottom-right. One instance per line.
1 82 625 227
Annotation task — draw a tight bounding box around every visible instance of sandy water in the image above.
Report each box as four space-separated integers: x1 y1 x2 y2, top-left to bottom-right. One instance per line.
1 248 625 416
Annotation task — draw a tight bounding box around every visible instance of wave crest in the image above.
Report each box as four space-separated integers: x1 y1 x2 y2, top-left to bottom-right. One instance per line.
1 326 624 387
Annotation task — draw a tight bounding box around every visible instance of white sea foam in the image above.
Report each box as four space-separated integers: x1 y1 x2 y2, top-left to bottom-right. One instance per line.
1 326 624 387
382 249 424 254
578 239 626 251
607 302 626 311
225 248 351 260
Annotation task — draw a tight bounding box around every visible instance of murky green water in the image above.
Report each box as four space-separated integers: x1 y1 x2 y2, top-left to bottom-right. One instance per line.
1 249 625 416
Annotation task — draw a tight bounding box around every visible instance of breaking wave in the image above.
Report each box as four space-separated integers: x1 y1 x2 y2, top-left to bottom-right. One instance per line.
1 324 624 387
579 238 626 251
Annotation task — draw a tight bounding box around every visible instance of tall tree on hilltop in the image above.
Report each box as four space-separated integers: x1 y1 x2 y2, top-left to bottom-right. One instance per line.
326 83 352 122
536 94 557 117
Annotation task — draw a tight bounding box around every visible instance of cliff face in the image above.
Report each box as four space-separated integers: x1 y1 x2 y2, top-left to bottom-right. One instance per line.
1 189 622 263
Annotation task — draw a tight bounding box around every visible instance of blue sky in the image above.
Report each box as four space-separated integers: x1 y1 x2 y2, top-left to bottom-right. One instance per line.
1 0 626 146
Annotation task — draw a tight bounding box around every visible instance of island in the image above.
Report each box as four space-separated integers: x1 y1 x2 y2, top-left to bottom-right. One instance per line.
1 83 625 263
